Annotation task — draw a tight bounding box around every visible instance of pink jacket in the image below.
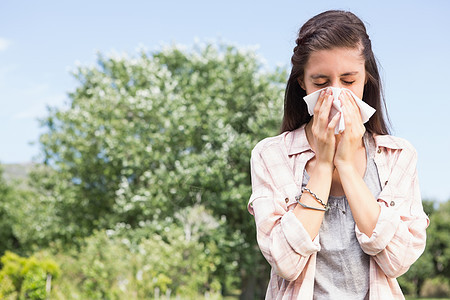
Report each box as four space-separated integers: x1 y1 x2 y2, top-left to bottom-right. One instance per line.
248 125 429 300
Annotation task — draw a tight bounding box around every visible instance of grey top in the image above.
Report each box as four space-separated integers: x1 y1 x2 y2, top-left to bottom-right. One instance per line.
302 133 382 300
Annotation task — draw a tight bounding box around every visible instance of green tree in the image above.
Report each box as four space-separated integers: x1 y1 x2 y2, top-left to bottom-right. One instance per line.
0 167 17 255
0 167 34 255
0 165 55 255
427 200 450 278
33 42 286 297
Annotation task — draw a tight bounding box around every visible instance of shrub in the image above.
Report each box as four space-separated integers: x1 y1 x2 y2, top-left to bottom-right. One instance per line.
50 205 229 298
420 276 450 298
0 251 60 300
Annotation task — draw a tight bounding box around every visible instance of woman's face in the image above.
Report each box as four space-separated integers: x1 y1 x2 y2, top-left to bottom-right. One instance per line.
299 47 366 99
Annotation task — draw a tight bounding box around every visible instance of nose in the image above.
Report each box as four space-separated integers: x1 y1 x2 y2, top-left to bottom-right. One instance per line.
329 79 344 89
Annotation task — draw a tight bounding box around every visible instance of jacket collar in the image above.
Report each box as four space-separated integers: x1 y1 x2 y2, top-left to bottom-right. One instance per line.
285 124 313 156
284 125 404 155
373 134 404 150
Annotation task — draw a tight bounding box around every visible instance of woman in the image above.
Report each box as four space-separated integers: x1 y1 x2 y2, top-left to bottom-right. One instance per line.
248 10 429 299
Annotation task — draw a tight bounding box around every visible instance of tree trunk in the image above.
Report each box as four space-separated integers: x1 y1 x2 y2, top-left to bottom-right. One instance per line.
240 260 270 299
240 273 256 300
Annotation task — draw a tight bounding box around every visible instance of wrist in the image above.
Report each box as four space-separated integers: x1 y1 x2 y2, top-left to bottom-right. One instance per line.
314 161 335 174
335 162 358 176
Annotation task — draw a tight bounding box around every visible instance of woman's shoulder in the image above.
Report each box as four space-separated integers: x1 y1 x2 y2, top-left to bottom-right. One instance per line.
252 126 308 156
252 131 290 156
372 133 417 155
252 126 311 163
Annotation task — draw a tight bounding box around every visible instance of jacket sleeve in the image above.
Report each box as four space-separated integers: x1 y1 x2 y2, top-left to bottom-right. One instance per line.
248 146 320 281
355 145 429 278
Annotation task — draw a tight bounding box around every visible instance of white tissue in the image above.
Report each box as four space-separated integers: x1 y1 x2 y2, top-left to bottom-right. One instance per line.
303 87 376 134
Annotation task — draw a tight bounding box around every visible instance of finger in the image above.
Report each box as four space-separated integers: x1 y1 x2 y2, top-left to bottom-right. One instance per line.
342 105 353 130
343 90 362 121
340 92 360 124
345 91 366 134
318 93 334 120
314 95 334 133
313 88 333 126
342 104 365 136
313 88 330 115
327 111 341 132
339 90 352 109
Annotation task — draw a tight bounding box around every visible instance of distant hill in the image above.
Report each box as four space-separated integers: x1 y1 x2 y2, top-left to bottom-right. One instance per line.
1 163 35 186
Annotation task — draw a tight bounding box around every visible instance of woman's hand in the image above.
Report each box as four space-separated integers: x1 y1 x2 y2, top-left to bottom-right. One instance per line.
297 88 340 239
334 90 365 169
308 88 341 168
333 90 380 237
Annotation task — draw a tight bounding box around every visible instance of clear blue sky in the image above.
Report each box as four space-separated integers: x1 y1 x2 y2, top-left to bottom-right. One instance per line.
1 0 449 202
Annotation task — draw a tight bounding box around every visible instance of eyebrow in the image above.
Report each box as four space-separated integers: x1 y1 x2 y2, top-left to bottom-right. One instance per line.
311 71 359 79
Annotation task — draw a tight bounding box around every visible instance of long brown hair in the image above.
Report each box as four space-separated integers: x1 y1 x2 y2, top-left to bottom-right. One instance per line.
281 10 390 135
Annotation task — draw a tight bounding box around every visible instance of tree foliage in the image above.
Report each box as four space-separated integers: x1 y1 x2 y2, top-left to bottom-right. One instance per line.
428 200 450 278
31 42 286 296
0 167 17 254
0 167 36 256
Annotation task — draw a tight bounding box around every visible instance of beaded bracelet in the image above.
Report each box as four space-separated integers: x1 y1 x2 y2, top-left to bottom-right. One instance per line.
295 195 327 212
302 187 329 210
294 188 329 212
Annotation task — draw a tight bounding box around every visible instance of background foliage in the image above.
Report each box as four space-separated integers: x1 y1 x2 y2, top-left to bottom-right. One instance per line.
0 42 448 299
